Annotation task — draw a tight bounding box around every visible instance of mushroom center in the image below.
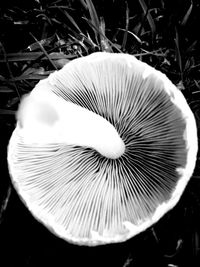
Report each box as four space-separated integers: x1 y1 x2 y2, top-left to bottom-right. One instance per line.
18 92 125 160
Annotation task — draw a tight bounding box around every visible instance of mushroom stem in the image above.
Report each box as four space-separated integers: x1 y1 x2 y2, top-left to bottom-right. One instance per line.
18 90 125 159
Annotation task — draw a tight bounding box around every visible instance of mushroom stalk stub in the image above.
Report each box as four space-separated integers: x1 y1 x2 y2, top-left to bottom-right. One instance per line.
17 91 125 159
7 52 198 246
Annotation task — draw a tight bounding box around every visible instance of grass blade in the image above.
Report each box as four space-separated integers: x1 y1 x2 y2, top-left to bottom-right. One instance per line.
84 0 100 30
27 35 55 51
99 17 112 52
174 28 183 80
81 0 100 44
0 109 16 115
181 1 193 26
138 0 156 38
0 42 20 99
0 52 75 63
121 2 129 51
29 33 58 70
83 17 122 52
59 8 82 33
0 186 12 224
118 28 142 44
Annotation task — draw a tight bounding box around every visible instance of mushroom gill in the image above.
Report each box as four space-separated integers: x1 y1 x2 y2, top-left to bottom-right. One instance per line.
7 52 198 246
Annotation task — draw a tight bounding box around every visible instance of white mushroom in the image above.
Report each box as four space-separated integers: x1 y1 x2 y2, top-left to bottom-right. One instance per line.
7 52 198 246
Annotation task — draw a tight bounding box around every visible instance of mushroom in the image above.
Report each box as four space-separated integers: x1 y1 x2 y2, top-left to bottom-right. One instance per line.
7 52 198 246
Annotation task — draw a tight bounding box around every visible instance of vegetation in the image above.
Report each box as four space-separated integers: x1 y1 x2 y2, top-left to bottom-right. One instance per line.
0 0 199 266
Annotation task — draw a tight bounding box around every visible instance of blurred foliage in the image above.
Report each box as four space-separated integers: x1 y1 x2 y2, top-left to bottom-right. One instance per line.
0 1 200 266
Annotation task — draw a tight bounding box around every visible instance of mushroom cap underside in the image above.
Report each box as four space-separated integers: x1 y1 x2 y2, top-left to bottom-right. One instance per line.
7 52 198 246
